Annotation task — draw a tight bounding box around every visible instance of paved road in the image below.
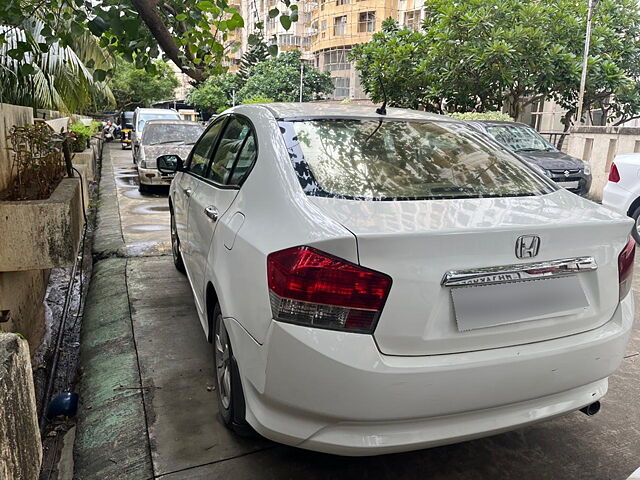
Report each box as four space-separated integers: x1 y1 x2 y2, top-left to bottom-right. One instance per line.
103 144 640 479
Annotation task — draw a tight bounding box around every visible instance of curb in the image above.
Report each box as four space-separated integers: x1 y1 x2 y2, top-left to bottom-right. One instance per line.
92 148 126 260
74 147 153 479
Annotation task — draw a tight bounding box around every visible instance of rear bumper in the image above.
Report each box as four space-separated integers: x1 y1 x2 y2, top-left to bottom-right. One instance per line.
227 293 633 456
138 166 174 186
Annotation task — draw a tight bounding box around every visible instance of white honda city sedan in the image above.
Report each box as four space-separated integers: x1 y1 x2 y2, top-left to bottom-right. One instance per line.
158 103 635 456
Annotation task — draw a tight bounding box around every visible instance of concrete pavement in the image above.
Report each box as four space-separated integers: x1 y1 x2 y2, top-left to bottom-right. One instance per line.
75 143 640 479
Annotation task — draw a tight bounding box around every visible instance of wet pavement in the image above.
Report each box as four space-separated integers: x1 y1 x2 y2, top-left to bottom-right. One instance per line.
78 143 640 480
111 152 172 257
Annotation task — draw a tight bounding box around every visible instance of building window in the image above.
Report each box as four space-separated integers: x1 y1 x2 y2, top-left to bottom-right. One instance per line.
403 9 421 31
336 0 350 4
323 47 351 71
334 15 347 35
321 19 327 31
358 11 376 32
333 76 351 98
279 34 301 46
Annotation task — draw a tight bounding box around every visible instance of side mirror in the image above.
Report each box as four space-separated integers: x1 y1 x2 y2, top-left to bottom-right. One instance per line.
157 154 183 174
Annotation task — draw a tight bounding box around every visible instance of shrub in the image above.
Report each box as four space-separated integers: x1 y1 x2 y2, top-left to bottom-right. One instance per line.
241 96 275 104
449 112 514 122
69 121 92 152
4 123 66 200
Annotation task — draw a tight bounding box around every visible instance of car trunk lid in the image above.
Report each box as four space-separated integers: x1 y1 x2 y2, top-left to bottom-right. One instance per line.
309 190 632 355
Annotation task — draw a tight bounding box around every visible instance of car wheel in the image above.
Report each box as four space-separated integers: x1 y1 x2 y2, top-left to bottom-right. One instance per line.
213 304 251 435
121 144 126 150
138 182 148 193
170 210 185 274
631 206 640 245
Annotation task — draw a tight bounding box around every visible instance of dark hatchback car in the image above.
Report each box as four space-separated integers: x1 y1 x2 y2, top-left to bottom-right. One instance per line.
467 120 592 196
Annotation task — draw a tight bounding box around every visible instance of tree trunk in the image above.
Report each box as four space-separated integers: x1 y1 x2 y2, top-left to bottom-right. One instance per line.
129 0 205 83
557 109 574 151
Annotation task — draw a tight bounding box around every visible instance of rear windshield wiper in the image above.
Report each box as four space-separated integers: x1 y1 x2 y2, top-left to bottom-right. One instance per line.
150 140 185 145
514 147 544 152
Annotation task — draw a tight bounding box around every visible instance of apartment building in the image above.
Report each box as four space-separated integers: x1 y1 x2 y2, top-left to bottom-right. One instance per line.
235 0 425 99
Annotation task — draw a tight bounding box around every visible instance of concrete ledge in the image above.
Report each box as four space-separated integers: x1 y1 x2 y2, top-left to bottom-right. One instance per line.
73 151 96 182
93 149 125 259
74 259 153 479
0 178 84 272
0 333 42 479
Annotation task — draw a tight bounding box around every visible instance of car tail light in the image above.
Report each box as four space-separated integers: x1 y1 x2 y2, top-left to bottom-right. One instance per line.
609 163 620 183
618 237 635 300
267 246 392 333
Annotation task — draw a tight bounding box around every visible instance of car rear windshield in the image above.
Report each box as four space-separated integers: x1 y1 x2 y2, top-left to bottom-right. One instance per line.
142 124 204 145
279 119 556 201
138 113 180 130
485 124 553 153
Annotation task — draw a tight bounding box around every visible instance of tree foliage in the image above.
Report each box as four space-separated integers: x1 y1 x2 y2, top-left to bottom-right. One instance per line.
351 0 640 127
450 112 514 122
187 73 240 114
238 31 271 81
109 58 179 110
0 18 114 112
1 0 299 84
237 50 333 102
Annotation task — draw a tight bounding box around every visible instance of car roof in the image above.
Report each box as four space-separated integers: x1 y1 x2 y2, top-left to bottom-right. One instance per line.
233 102 456 122
136 108 179 114
144 119 202 126
467 120 530 128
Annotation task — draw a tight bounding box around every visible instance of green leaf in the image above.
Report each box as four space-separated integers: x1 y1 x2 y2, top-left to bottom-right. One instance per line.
269 8 279 18
176 13 188 21
197 1 215 11
88 16 109 36
268 44 279 57
280 15 292 30
93 69 108 82
19 64 35 76
290 10 298 22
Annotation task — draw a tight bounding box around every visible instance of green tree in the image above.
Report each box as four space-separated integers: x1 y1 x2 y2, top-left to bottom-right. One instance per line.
109 58 179 110
187 73 240 114
0 19 114 112
1 0 299 84
351 0 640 127
238 35 271 81
238 50 333 103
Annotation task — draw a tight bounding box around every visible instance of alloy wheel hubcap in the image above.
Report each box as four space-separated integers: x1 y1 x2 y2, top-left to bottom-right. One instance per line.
215 314 231 409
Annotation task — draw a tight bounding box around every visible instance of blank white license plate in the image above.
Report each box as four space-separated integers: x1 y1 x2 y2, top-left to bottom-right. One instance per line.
558 181 580 189
451 276 588 331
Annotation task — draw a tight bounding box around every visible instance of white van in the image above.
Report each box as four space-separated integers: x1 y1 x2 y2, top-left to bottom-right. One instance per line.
132 107 181 163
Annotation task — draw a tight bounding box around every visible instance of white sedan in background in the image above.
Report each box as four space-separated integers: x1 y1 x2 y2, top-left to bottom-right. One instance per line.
158 103 635 456
603 154 640 221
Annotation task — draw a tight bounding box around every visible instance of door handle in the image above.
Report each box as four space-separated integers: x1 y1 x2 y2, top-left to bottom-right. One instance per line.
183 187 192 198
204 205 219 222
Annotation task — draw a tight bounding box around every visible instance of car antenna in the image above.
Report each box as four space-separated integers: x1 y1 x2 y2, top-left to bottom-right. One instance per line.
376 76 387 115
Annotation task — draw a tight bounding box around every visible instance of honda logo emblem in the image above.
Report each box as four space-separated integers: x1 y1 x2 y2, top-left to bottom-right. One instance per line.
515 235 540 259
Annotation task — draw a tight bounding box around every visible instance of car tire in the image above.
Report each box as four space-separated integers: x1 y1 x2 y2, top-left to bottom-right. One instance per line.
170 210 185 274
631 206 640 245
121 144 126 150
212 304 252 436
138 182 148 193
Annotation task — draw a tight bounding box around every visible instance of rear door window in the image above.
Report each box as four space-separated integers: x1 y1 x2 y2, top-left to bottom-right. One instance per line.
207 117 251 184
188 118 226 177
228 133 257 186
279 119 556 200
